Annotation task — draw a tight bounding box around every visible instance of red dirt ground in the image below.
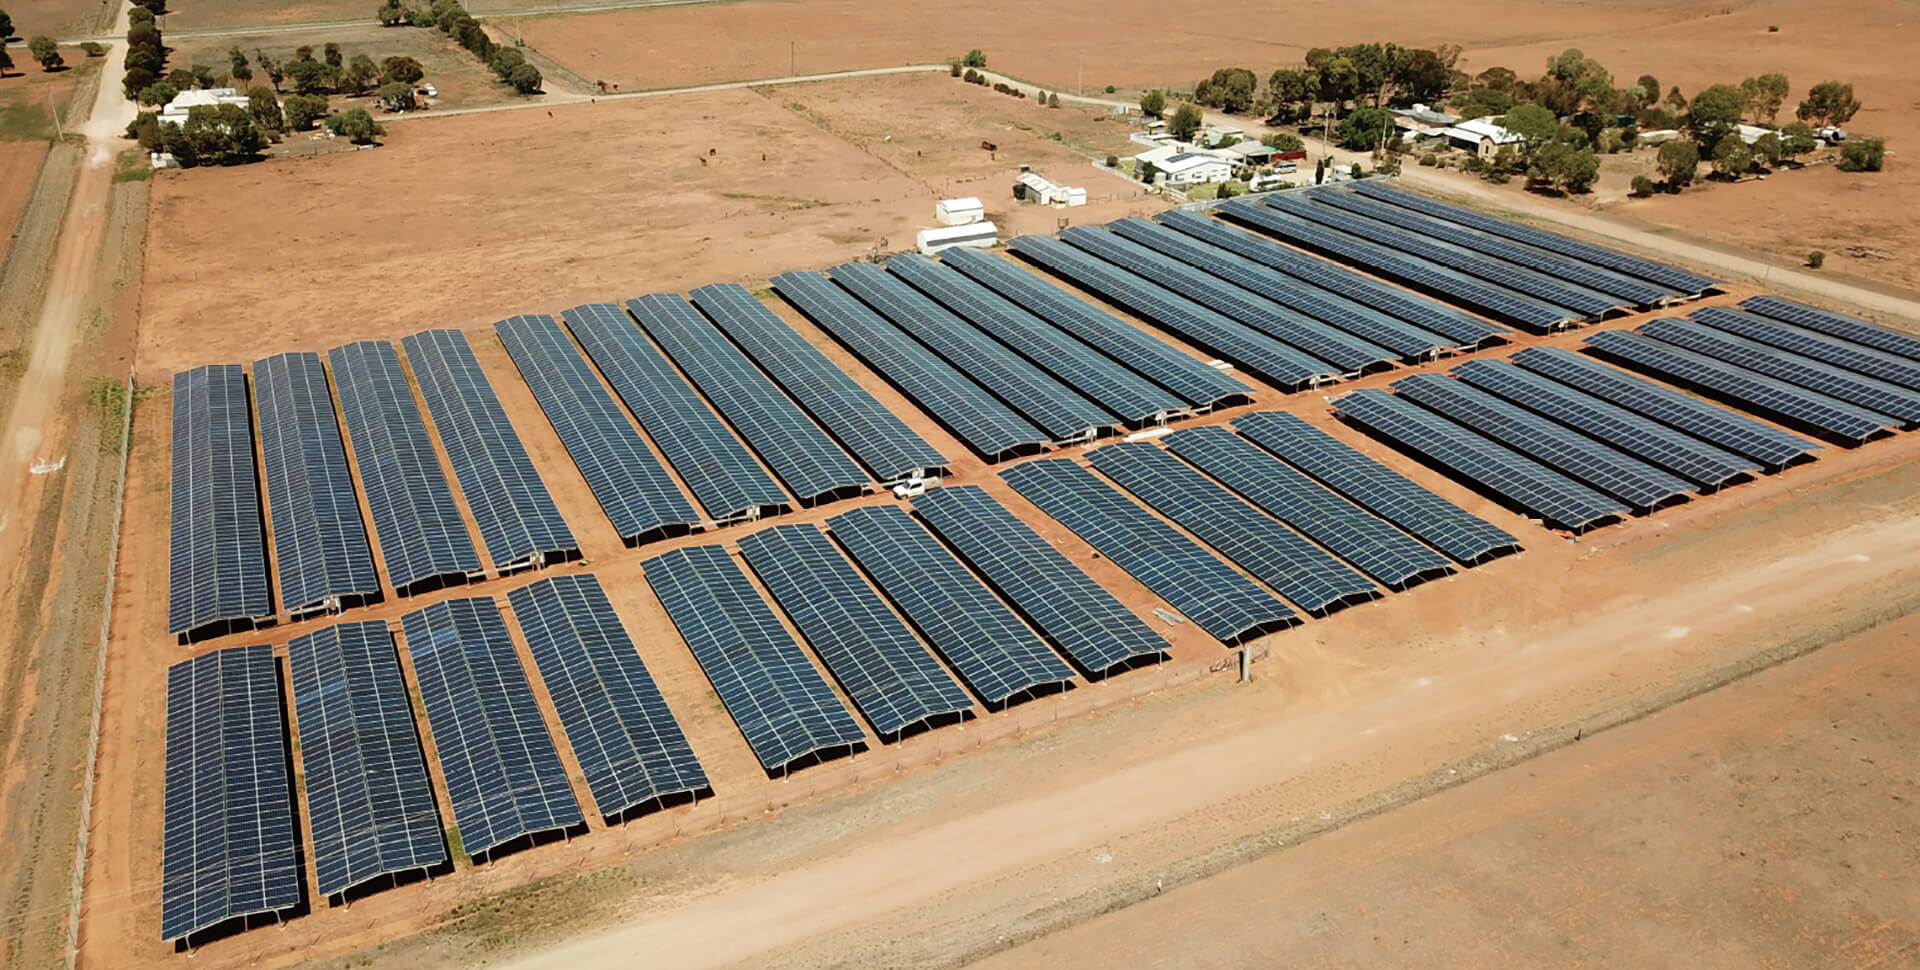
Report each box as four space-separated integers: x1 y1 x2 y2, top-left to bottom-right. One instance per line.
0 142 50 264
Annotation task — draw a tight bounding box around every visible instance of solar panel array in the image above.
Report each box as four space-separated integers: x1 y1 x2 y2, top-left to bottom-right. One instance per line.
508 574 708 819
1349 180 1718 293
161 644 301 942
909 486 1170 672
938 246 1252 409
687 283 948 481
1106 216 1453 360
400 329 578 570
887 253 1188 424
495 314 701 541
829 261 1116 439
1689 306 1920 392
642 544 867 770
1637 318 1920 424
1739 295 1920 361
1391 373 1695 509
1086 442 1380 614
1157 427 1455 587
169 364 273 638
328 341 483 592
1508 346 1819 467
1218 199 1572 332
1001 459 1295 643
1007 234 1338 390
1333 388 1628 530
1451 359 1760 488
1155 209 1508 347
628 293 871 504
826 503 1078 699
1582 330 1899 443
563 303 792 520
1059 225 1394 374
771 270 1048 459
252 352 380 615
402 597 582 857
739 524 973 736
287 621 445 898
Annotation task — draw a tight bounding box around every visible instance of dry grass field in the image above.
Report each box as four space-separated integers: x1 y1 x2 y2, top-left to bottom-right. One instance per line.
163 24 539 113
0 0 112 37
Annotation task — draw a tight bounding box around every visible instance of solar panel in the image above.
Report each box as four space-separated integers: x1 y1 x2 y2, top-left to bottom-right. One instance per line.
1738 295 1920 362
1277 192 1618 316
288 621 446 899
829 261 1117 439
400 329 578 571
886 254 1189 424
641 544 867 771
1059 225 1396 373
1006 234 1339 391
1085 442 1381 613
252 352 381 617
1391 373 1695 509
626 294 870 505
494 314 701 542
1509 346 1820 468
1688 306 1920 392
1230 410 1522 563
169 364 273 640
161 644 301 942
1155 428 1456 587
563 303 792 521
507 574 708 820
1637 317 1920 424
687 283 948 482
328 341 483 593
1106 216 1455 359
1349 180 1718 293
1218 199 1573 331
1311 187 1672 305
908 486 1170 673
1451 358 1760 488
738 524 973 737
1155 209 1509 347
1001 459 1296 644
1332 388 1629 530
770 271 1049 460
1585 330 1899 442
938 247 1253 409
401 597 582 858
825 503 1078 699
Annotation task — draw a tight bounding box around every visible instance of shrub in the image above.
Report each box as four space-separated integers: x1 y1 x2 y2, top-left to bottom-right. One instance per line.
1104 154 1118 168
1630 174 1656 197
1806 250 1825 268
962 68 980 84
948 61 961 77
1216 180 1241 199
1104 84 1115 94
961 49 986 68
1768 24 1779 32
324 106 382 144
81 41 106 56
1261 132 1304 152
1417 152 1437 167
1838 137 1884 172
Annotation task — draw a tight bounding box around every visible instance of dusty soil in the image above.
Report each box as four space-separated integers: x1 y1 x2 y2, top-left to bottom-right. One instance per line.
1 0 111 37
0 142 49 263
974 611 1920 970
154 0 617 31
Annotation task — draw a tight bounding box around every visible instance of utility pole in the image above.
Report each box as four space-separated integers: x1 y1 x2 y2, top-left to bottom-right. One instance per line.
1077 54 1083 98
47 88 63 141
789 40 795 78
1764 208 1783 283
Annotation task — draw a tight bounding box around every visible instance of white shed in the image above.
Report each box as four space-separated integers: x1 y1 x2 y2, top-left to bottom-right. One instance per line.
935 197 986 226
917 221 999 255
1156 152 1233 184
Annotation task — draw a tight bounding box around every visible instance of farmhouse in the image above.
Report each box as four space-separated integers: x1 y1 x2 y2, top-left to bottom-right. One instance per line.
1439 117 1523 158
1391 103 1460 135
160 87 254 123
1155 151 1233 184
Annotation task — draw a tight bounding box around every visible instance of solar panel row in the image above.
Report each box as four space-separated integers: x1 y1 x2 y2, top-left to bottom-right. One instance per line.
169 364 274 639
909 485 1170 673
1738 295 1920 362
628 293 871 504
937 246 1253 409
563 302 792 521
161 644 301 942
252 351 380 617
1001 459 1296 643
495 313 701 542
400 329 578 571
328 341 483 593
1637 318 1920 424
687 283 949 482
642 544 867 771
1689 306 1920 392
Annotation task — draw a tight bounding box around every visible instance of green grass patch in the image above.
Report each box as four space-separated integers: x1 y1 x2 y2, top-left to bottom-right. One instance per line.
446 824 467 863
720 191 828 209
0 102 56 142
112 151 152 182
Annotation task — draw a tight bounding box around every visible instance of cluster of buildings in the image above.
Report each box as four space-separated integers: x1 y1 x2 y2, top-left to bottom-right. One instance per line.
1126 121 1301 187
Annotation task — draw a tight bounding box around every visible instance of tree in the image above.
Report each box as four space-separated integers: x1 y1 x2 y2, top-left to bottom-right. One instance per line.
1048 92 1060 108
1336 105 1393 151
1751 131 1782 168
283 93 327 129
375 80 415 110
1686 83 1746 146
1194 67 1257 113
128 6 152 24
1629 174 1655 197
1138 160 1157 184
1738 72 1789 124
1167 103 1202 142
286 58 331 95
1838 137 1884 172
294 45 314 62
323 42 342 68
1453 87 1513 120
1264 67 1314 122
1796 80 1861 126
1633 73 1660 105
1563 146 1600 192
0 9 13 41
345 53 378 93
1312 54 1359 108
961 49 985 68
1806 250 1824 269
257 51 284 92
325 106 381 143
121 68 155 99
1139 88 1165 119
1712 133 1752 177
507 62 541 94
1390 47 1450 105
248 84 283 132
1778 121 1817 158
489 46 524 78
229 46 252 83
137 81 178 106
128 111 163 150
191 63 217 88
1497 103 1559 160
1475 66 1518 92
382 55 424 84
0 49 12 77
1657 139 1699 189
28 35 61 71
377 1 408 25
1262 132 1304 152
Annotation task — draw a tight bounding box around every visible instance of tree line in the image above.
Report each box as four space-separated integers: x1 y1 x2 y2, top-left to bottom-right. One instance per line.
378 0 543 94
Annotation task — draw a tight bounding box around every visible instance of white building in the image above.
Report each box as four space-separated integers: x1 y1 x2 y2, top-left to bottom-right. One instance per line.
1154 151 1233 184
1439 118 1523 158
917 221 998 256
161 87 253 123
935 197 985 226
1014 172 1087 206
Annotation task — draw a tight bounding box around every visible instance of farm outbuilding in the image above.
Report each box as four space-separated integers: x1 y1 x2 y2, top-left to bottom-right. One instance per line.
917 221 999 255
936 197 986 226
